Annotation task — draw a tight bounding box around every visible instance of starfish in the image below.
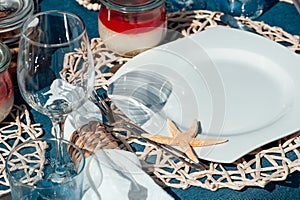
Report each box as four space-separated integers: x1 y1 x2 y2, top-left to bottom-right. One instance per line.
142 119 228 163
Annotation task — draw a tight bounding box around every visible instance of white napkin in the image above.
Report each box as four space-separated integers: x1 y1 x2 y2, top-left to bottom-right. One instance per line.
64 100 174 200
82 149 174 200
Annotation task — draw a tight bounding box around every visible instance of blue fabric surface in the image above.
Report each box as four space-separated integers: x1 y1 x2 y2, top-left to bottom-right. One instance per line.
39 0 300 38
23 0 300 199
258 2 300 35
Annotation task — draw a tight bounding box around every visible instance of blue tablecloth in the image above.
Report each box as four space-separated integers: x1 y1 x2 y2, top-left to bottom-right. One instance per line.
13 0 300 199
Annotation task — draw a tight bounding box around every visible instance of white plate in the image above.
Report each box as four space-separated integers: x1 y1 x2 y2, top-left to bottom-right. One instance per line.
109 27 300 163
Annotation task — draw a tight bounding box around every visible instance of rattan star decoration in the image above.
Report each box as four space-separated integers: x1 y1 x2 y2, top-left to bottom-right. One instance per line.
142 119 228 163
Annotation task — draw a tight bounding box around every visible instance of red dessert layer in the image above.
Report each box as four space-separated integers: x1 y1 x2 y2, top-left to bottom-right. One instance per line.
98 4 166 33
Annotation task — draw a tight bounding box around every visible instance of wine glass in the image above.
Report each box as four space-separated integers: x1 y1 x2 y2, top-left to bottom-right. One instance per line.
17 10 94 140
216 0 264 19
16 10 94 187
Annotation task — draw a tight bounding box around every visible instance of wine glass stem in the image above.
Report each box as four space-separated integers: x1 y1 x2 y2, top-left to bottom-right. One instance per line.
51 119 67 174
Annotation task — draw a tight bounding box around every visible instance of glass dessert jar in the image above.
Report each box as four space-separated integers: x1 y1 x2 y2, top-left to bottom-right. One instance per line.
98 0 167 56
0 42 14 122
0 0 34 47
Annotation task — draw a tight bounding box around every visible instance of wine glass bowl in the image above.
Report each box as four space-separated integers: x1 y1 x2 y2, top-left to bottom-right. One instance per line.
108 70 173 126
17 10 94 136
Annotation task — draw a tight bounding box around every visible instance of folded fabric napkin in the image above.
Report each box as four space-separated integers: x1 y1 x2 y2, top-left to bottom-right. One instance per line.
64 101 173 200
82 149 174 200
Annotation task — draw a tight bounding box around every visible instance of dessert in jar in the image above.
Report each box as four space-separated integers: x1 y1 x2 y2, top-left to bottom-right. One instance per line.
0 0 34 47
0 43 14 122
98 0 167 57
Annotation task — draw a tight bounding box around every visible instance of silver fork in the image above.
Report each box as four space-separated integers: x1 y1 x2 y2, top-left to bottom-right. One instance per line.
90 90 149 199
89 90 207 171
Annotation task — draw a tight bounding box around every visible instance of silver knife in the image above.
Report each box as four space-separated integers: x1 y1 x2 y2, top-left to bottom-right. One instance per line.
90 90 207 170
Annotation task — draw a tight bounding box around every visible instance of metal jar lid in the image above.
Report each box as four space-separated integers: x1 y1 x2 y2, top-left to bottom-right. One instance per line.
100 0 165 12
0 0 34 46
0 0 34 29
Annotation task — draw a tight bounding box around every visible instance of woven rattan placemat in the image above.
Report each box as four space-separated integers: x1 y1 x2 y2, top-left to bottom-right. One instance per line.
70 9 300 191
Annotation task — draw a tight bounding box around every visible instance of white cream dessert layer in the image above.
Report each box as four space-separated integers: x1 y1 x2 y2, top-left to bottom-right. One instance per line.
98 20 167 56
